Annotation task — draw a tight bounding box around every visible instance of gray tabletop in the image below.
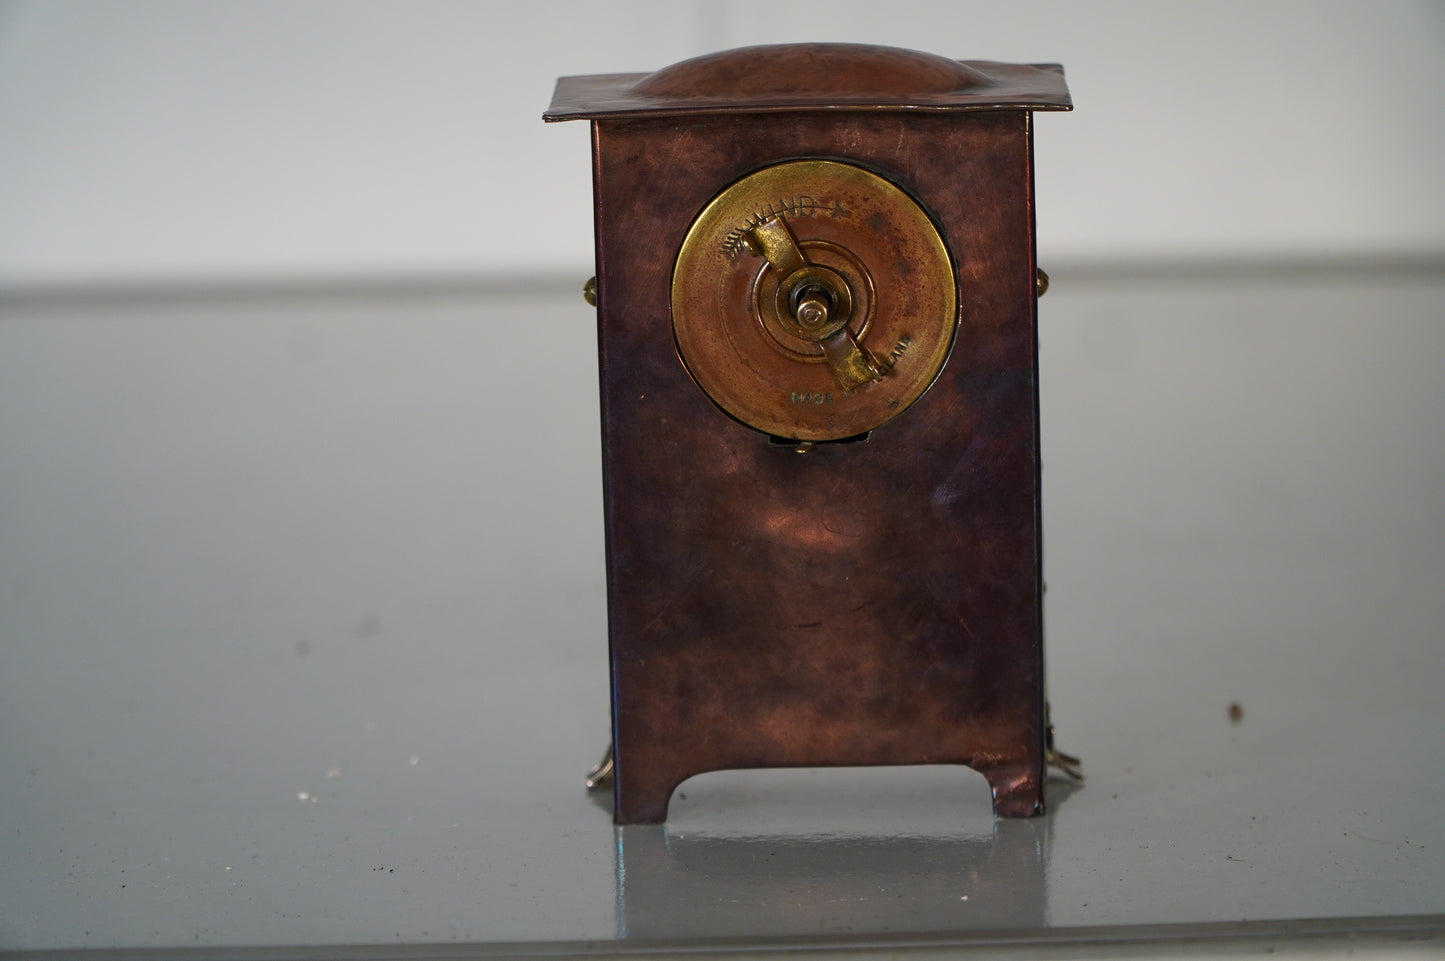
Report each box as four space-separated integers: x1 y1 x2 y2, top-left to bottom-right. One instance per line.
2 267 1442 957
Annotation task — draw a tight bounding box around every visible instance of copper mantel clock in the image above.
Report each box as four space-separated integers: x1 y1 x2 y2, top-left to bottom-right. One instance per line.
545 43 1072 824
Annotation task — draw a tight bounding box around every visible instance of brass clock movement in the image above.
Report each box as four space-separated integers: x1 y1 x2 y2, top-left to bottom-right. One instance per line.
545 43 1071 823
672 158 956 443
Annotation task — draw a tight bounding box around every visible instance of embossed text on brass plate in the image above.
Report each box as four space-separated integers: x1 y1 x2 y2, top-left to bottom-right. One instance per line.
672 160 958 442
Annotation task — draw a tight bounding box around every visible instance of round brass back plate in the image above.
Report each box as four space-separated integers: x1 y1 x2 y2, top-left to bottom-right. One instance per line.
672 160 957 442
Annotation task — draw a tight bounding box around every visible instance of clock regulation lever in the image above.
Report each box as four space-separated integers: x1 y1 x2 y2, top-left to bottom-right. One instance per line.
745 216 888 391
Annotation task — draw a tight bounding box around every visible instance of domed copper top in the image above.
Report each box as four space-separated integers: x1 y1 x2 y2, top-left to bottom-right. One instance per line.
631 43 990 100
545 43 1070 121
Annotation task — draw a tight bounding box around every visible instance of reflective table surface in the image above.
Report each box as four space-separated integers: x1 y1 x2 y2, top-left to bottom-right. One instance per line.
2 266 1442 958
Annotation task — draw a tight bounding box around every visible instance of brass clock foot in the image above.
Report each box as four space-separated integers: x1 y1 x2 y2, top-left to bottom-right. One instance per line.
585 742 614 789
1045 704 1084 781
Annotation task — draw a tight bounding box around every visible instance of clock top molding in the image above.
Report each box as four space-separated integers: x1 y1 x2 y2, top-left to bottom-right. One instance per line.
544 43 1071 122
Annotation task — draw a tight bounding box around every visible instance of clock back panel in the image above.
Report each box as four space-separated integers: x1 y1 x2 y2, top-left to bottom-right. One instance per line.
590 110 1045 823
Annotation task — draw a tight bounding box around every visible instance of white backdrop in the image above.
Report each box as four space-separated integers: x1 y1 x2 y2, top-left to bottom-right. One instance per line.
1 0 1442 287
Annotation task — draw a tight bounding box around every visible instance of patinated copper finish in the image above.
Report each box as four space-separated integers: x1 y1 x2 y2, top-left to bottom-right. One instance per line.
545 44 1070 824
